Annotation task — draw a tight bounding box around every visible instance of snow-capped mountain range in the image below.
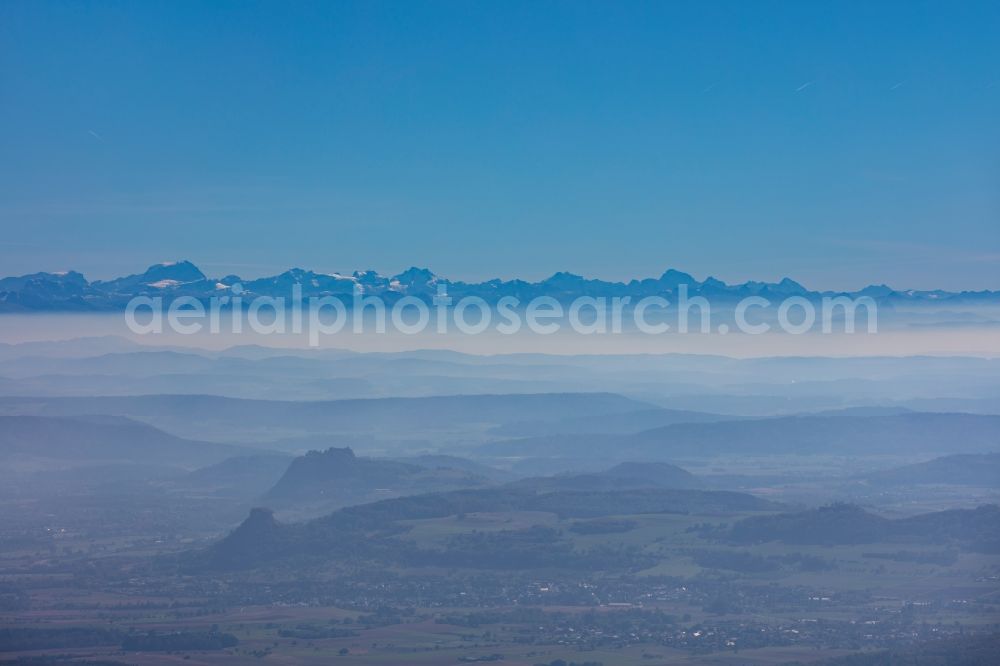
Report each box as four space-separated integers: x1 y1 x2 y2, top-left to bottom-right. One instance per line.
0 261 997 311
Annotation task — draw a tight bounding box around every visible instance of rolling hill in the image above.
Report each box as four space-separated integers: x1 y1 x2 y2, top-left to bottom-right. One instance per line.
729 503 1000 549
481 412 1000 459
0 415 247 469
194 484 779 570
863 453 1000 487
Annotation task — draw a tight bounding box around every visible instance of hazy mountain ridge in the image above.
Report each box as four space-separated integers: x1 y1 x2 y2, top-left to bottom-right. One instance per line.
0 392 650 444
490 407 735 437
3 345 995 410
482 412 1000 459
2 260 998 311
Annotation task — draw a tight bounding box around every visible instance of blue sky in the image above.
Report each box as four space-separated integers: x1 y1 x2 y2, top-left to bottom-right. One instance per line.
0 1 997 290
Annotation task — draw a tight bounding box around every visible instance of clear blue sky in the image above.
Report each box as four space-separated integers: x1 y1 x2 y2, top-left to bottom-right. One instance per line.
1 1 997 290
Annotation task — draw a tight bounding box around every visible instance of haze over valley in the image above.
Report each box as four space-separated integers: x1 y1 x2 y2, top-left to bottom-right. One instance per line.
1 335 998 664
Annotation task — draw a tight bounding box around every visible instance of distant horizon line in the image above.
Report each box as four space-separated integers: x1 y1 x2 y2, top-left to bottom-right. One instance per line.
2 333 999 362
6 258 999 297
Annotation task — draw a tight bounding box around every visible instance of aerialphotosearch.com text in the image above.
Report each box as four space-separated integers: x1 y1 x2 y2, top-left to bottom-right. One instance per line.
125 284 878 345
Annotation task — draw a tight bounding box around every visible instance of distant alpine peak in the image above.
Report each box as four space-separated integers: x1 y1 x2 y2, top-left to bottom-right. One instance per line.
148 260 204 278
393 266 440 284
126 260 205 282
773 277 808 294
658 268 696 286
